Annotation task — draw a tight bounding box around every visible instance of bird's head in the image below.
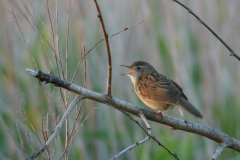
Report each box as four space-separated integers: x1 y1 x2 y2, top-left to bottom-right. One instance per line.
121 61 156 84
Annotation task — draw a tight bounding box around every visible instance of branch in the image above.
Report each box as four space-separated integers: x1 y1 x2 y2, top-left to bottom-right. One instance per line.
27 95 84 160
111 111 151 160
93 0 112 96
118 109 179 159
211 136 233 160
172 0 240 61
25 69 240 155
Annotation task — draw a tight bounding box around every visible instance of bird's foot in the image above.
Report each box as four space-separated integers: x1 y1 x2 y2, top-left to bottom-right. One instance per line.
156 110 164 119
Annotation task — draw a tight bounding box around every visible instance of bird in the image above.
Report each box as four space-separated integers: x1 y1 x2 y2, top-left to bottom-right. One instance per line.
121 61 203 119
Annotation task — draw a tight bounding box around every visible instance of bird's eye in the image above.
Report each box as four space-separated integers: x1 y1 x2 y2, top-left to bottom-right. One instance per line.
136 67 141 70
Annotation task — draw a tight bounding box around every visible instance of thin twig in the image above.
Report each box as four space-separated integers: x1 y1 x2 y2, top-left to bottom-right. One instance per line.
22 0 56 74
0 116 29 156
66 0 71 83
110 14 154 37
27 95 85 160
81 14 153 67
55 0 65 80
93 0 112 96
69 50 87 138
8 5 38 69
53 0 69 157
28 1 52 40
41 108 52 160
111 111 151 160
1 69 47 156
46 0 60 76
15 116 28 158
117 109 180 160
59 107 98 160
42 85 64 150
172 0 240 61
211 136 233 160
46 1 68 113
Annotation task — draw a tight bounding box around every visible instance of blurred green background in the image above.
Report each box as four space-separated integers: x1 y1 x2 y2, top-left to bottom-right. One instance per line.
0 0 240 159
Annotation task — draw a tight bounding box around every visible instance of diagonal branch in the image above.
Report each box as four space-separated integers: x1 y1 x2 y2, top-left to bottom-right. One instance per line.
111 111 152 160
93 0 112 96
26 95 85 160
118 109 179 159
172 0 240 61
25 69 240 155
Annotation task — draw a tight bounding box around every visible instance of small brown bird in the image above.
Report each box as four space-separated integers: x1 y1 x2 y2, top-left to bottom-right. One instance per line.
121 61 203 119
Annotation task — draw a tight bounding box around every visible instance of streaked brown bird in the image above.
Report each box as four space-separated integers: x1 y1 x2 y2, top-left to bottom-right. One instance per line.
121 61 203 119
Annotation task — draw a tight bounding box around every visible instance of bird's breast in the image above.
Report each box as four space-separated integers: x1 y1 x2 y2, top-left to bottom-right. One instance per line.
135 81 171 110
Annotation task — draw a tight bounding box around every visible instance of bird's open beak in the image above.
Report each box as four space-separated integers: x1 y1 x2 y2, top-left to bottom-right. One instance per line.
120 65 136 75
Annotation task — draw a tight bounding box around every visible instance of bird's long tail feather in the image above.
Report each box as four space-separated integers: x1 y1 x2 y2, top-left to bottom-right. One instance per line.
178 98 203 118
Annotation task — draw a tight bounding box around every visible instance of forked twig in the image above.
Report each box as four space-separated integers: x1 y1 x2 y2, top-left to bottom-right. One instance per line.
211 136 233 160
93 0 112 96
173 0 240 61
111 111 151 160
117 109 180 160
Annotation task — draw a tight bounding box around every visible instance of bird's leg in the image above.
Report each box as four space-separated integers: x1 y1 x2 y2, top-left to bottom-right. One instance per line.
156 110 164 119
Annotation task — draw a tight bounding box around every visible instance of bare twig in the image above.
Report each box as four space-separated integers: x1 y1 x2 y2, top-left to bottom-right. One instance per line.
15 117 28 158
27 0 52 40
172 0 240 61
0 116 29 156
27 95 85 160
211 136 233 160
55 0 65 80
46 0 60 76
69 49 87 139
93 0 112 96
110 14 154 37
1 69 48 157
69 15 152 87
25 69 240 156
66 0 71 85
65 11 71 153
84 14 153 59
117 109 179 159
41 108 52 160
22 0 56 74
59 107 98 160
111 111 151 160
8 5 38 69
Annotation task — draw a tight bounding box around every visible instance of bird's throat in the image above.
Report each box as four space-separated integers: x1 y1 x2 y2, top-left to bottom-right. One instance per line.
127 73 138 85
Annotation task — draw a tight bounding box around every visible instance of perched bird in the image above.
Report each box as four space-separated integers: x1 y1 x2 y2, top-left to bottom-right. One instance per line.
121 61 203 119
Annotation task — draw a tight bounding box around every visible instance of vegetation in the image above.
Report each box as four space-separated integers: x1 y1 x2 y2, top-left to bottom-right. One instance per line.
0 0 240 159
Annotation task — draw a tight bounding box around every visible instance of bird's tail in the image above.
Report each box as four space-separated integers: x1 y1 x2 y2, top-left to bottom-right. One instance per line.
178 98 203 118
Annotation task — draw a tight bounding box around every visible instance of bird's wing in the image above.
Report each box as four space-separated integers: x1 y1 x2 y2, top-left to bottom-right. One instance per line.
139 73 202 118
139 74 179 105
169 79 188 100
